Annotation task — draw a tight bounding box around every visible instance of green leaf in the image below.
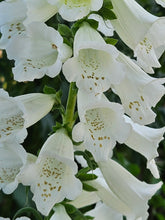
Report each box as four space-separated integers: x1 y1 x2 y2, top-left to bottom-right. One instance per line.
43 85 56 94
104 37 118 45
87 19 98 30
71 18 86 35
58 24 73 38
98 8 117 20
77 173 98 181
77 167 91 175
83 183 97 192
64 204 77 214
103 0 113 9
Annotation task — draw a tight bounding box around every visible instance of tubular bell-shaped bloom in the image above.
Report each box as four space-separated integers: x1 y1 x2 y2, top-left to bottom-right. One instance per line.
110 0 165 72
0 140 27 194
18 129 82 216
0 0 27 48
6 22 72 82
124 116 165 178
112 53 165 125
99 159 162 220
63 23 125 95
72 91 131 162
0 89 56 143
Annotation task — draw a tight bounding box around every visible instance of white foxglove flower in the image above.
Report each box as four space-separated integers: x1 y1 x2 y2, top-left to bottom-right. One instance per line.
50 205 71 220
88 14 114 37
0 89 55 143
0 140 27 194
6 22 72 82
155 0 165 7
0 0 27 48
86 202 123 220
111 0 165 71
63 23 125 95
99 159 162 220
124 116 165 178
50 0 103 22
72 91 131 162
112 53 165 125
19 129 82 216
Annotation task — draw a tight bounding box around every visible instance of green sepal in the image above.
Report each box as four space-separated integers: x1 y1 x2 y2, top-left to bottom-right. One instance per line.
58 24 73 38
104 37 118 45
76 173 98 181
86 19 98 30
98 8 117 20
43 85 56 94
82 183 98 192
64 204 78 214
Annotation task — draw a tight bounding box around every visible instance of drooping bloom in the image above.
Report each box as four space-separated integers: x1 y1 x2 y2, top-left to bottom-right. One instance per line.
6 22 72 81
0 89 56 143
99 159 162 220
18 129 82 216
112 53 165 125
110 0 165 72
86 202 123 220
124 116 165 178
0 140 36 194
63 22 125 95
72 91 131 162
0 0 27 48
155 0 165 7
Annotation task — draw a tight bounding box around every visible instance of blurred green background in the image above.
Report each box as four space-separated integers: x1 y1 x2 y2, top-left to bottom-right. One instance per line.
0 0 165 219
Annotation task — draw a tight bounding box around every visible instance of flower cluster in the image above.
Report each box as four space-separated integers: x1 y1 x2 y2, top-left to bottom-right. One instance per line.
0 0 164 219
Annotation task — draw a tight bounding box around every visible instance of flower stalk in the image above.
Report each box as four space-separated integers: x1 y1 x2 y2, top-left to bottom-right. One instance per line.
63 82 78 130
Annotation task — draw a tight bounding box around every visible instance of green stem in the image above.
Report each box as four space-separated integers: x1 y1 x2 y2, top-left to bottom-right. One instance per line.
63 82 78 130
12 207 43 220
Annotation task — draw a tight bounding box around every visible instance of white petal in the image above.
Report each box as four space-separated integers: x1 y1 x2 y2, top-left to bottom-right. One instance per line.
0 0 26 26
155 0 165 7
0 140 27 194
63 24 124 95
76 92 131 161
23 0 58 25
124 115 165 178
15 93 55 128
86 203 123 220
51 205 71 220
88 14 114 37
113 53 165 125
20 130 82 216
110 0 165 69
99 159 162 220
68 190 100 208
0 89 27 143
59 0 102 22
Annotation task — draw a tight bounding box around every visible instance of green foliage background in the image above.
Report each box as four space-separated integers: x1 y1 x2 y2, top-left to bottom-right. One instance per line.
0 0 164 219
